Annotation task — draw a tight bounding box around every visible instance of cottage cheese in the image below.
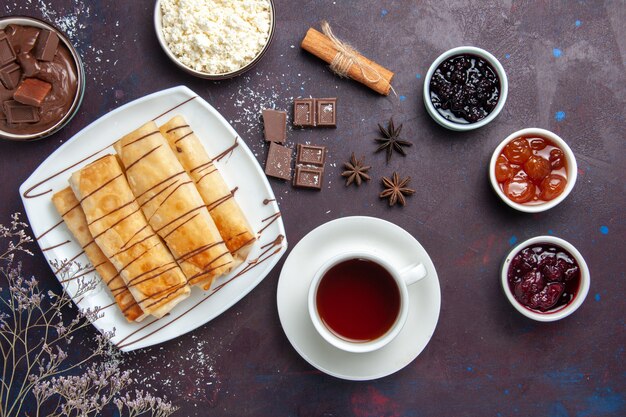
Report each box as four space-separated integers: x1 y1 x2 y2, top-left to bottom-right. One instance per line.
160 0 272 74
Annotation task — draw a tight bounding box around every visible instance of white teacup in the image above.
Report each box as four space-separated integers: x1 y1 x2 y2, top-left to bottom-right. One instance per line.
308 251 427 353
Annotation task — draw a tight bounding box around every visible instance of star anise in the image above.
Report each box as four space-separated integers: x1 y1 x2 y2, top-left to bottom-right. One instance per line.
374 117 412 163
341 153 371 186
379 172 415 207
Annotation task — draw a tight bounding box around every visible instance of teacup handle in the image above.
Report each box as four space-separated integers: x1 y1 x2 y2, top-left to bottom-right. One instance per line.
399 263 428 286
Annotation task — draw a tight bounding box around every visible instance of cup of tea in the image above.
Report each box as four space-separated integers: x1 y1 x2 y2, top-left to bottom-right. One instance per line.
308 251 427 353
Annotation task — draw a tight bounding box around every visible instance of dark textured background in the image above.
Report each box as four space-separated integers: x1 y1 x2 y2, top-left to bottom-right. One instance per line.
1 1 624 416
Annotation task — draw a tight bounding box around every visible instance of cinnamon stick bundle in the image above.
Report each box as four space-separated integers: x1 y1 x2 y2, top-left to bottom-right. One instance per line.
301 23 394 96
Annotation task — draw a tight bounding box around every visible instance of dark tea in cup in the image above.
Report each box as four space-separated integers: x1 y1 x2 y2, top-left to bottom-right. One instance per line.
315 258 401 342
309 251 426 353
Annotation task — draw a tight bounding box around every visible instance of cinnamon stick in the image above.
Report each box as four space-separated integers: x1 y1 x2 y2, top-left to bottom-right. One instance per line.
301 27 394 96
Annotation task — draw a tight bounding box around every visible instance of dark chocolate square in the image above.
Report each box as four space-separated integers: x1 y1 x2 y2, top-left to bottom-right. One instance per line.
3 100 39 124
296 144 326 167
17 52 39 77
262 109 287 143
0 62 22 89
265 142 292 180
293 98 315 127
293 166 324 190
315 98 337 127
0 32 16 66
34 29 59 62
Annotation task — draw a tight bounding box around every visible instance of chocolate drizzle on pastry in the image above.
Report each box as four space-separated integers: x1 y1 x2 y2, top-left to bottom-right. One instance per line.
26 95 286 345
115 231 284 350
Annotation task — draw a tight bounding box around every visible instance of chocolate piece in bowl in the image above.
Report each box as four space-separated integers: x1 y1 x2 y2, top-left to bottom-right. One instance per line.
0 61 21 89
33 29 58 61
315 98 336 127
5 25 40 54
4 100 39 123
262 109 287 143
296 144 326 167
293 165 324 190
0 83 10 102
0 32 16 66
293 98 315 127
14 78 51 107
16 52 39 76
265 141 292 180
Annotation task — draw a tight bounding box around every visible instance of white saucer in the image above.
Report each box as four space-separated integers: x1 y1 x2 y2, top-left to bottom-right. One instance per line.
277 216 441 380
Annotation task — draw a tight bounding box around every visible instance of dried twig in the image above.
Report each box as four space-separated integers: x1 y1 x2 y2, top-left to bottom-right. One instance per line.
0 213 177 417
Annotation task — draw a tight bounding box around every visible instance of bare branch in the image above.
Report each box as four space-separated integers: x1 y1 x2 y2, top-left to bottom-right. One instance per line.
0 214 178 417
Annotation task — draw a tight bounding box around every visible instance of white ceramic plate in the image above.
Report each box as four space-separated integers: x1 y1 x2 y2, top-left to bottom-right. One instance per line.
19 86 287 351
277 216 440 381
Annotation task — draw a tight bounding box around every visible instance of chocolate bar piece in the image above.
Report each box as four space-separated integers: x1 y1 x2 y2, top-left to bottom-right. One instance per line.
3 100 39 123
262 109 287 143
33 29 59 62
293 98 315 127
293 165 324 190
0 32 16 66
265 142 292 180
5 25 40 55
316 98 337 127
14 78 52 107
0 62 22 89
17 52 40 77
296 144 326 167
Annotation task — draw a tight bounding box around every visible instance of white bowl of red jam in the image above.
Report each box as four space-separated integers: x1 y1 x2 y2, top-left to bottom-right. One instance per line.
501 236 590 322
489 128 577 213
423 46 508 131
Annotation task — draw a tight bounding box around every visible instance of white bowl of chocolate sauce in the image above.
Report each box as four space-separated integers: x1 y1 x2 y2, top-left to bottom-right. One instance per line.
0 16 85 141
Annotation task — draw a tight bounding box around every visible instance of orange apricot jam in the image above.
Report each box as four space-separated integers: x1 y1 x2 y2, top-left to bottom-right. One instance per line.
496 136 568 204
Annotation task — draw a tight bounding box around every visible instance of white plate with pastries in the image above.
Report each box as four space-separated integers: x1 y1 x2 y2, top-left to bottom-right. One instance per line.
19 85 287 351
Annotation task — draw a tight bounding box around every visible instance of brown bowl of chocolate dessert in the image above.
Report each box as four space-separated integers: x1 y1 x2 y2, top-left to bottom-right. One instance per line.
0 16 85 141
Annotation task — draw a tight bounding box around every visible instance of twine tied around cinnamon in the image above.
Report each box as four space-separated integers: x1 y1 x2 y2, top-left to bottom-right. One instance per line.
301 22 396 95
320 21 396 96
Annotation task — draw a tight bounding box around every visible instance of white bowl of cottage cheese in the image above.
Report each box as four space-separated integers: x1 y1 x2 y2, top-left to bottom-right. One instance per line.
155 0 275 79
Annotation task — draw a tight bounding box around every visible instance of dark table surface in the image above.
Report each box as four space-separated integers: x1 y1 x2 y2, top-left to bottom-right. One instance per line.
1 1 625 416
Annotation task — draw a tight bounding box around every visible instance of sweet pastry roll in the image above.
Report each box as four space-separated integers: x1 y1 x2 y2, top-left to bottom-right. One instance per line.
52 187 146 322
159 115 256 263
69 154 190 318
114 122 234 290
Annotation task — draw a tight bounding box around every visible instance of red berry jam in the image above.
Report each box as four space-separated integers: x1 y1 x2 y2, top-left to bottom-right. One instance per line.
496 136 568 205
429 54 500 124
507 244 581 313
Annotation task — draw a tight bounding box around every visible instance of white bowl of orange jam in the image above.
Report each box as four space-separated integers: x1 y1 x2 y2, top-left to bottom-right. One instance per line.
489 128 577 213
